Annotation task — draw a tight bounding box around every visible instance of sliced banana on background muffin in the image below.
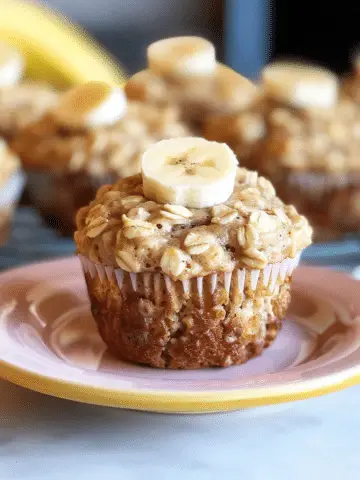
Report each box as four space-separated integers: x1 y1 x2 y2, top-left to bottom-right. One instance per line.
147 36 216 80
53 81 127 129
0 41 24 88
262 62 338 109
126 35 260 126
142 137 237 208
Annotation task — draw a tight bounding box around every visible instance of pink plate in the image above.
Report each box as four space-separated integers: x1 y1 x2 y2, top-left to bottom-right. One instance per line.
0 257 360 413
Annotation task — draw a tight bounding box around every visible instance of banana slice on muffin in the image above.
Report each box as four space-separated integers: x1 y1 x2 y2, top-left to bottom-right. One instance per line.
53 81 127 129
262 62 338 109
126 36 259 133
147 36 216 80
142 137 237 208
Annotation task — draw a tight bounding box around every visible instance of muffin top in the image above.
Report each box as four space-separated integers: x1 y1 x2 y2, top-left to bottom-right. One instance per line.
256 98 360 173
11 81 190 177
125 37 259 122
75 138 312 281
0 138 20 187
204 62 341 169
252 62 360 173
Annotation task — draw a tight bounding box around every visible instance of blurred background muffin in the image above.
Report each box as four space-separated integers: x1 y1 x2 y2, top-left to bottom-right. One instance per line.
12 81 190 235
250 62 360 241
125 36 259 134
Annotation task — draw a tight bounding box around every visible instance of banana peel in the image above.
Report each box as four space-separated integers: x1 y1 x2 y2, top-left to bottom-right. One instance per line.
0 0 127 88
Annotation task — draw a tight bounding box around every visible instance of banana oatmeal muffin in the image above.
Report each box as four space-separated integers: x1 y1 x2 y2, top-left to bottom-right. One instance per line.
0 41 58 140
75 137 312 369
125 36 259 133
0 138 25 244
251 62 360 240
12 81 190 235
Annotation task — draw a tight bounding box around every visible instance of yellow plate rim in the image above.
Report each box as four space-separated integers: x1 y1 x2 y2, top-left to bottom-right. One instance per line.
1 357 360 413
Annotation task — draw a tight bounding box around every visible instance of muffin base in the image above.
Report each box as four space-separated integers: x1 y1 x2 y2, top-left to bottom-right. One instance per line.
80 256 298 369
26 171 116 236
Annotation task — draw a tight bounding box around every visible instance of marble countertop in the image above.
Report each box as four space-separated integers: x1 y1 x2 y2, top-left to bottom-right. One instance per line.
1 379 359 479
1 208 360 479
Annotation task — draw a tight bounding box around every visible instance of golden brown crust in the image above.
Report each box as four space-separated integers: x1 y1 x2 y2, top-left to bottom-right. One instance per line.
84 262 291 369
74 169 312 280
0 82 58 140
11 101 190 176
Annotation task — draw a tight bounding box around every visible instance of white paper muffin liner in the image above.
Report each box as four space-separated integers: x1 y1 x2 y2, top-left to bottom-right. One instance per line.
0 170 26 207
79 255 300 302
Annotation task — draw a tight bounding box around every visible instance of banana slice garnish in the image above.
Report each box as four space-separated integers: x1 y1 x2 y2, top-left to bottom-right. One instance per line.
0 42 24 88
53 81 127 129
142 137 237 208
147 36 216 80
262 62 338 109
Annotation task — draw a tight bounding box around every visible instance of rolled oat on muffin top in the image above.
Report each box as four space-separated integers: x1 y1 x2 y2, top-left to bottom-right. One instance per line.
75 138 312 369
75 137 312 281
11 81 190 178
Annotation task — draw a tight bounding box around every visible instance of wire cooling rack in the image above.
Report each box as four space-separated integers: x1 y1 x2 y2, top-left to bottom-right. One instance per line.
0 207 74 270
1 207 359 272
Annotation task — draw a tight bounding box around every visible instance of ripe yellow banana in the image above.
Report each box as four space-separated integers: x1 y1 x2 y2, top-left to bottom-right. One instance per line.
0 0 126 88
